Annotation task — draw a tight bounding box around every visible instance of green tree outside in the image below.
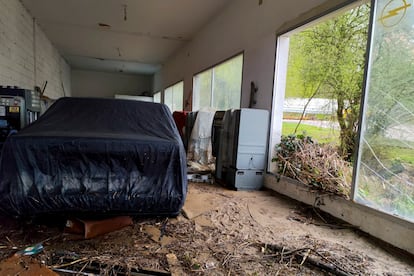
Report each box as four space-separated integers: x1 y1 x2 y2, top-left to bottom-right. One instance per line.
285 4 370 160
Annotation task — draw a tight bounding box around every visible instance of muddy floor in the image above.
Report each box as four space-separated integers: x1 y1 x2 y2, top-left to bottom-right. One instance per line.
0 182 413 275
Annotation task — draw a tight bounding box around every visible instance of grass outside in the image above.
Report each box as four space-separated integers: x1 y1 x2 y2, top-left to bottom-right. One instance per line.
283 112 335 121
367 136 414 165
382 146 414 165
282 121 339 145
282 121 414 165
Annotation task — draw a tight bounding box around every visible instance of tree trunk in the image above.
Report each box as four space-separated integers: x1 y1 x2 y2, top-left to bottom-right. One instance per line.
336 96 355 161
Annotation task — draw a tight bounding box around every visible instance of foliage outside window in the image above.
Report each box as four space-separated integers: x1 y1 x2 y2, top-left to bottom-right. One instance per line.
271 4 370 198
354 0 414 222
193 54 243 111
153 91 161 103
164 82 183 112
285 4 370 160
272 133 352 197
273 0 414 223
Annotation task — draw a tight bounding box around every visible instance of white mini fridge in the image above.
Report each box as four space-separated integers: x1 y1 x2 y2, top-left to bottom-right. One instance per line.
215 108 269 190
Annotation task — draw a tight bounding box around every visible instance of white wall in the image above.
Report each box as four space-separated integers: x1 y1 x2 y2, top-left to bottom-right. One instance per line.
154 0 355 111
0 0 70 98
71 70 152 98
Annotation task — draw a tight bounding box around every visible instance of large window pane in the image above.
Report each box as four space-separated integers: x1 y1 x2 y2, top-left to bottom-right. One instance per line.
355 0 414 221
193 70 212 111
212 55 243 110
165 81 183 112
268 3 369 179
172 81 183 111
164 87 173 111
192 54 243 111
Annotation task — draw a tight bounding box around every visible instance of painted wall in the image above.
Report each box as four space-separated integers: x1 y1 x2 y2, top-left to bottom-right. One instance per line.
0 0 71 98
153 0 356 111
71 70 152 98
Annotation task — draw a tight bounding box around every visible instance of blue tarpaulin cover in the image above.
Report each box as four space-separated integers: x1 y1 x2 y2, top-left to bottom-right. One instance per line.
0 97 187 218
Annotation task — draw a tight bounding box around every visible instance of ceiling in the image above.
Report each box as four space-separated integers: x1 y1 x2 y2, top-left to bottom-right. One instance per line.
21 0 232 75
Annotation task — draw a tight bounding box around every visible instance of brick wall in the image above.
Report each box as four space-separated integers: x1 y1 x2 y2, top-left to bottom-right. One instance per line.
0 0 71 98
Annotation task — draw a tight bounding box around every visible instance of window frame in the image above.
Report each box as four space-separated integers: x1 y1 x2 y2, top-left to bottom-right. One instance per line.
192 52 244 111
351 0 414 222
269 0 414 225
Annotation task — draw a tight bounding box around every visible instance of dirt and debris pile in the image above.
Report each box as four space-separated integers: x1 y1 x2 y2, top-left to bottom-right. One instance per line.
272 134 352 198
0 182 412 275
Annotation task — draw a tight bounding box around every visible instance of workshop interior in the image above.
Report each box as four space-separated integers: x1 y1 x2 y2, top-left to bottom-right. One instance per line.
0 0 413 274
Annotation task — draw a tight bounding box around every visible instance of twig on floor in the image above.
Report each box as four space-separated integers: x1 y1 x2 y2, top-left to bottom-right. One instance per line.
217 193 233 199
5 236 15 247
159 218 168 241
50 257 89 269
246 203 260 226
78 259 91 275
312 207 328 224
51 268 97 275
40 233 62 245
262 243 352 276
222 252 232 266
300 249 311 265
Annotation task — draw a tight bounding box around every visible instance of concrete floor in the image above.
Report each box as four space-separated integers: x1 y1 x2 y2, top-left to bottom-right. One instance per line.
183 181 414 275
0 181 412 275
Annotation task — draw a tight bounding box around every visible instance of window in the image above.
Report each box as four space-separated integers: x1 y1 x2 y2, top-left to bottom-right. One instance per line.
354 0 414 222
270 0 414 223
193 54 243 111
269 3 369 174
164 81 183 112
153 91 161 103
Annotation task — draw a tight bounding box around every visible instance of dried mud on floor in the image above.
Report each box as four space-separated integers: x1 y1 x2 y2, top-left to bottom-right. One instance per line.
0 182 413 275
